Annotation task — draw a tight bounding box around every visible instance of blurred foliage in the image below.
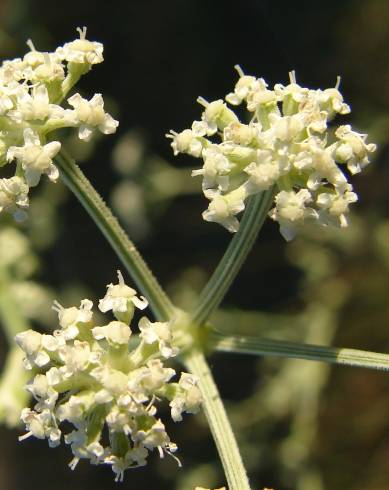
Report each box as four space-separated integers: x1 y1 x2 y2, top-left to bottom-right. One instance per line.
0 1 388 490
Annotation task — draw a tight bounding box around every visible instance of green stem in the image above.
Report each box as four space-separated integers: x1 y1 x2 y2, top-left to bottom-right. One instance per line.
0 269 33 426
54 148 174 321
0 270 30 343
211 332 389 372
190 188 275 326
0 347 30 427
184 348 251 490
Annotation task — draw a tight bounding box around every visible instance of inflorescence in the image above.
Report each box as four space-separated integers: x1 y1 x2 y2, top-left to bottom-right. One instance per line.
0 27 118 221
16 271 202 482
167 66 376 240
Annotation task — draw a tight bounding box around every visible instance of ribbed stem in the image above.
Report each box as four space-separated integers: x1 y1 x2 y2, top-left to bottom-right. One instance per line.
54 149 175 321
184 348 251 490
211 332 389 371
190 188 275 326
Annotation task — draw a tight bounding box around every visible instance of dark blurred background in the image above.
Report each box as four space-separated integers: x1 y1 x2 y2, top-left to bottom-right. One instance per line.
0 1 389 489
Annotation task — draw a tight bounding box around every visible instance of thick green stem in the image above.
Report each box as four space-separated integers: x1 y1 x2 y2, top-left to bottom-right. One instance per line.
54 149 174 321
211 332 389 372
184 348 251 490
190 188 275 326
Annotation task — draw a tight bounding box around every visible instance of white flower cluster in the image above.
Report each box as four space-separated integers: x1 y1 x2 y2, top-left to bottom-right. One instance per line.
167 66 376 240
0 27 118 221
15 271 202 482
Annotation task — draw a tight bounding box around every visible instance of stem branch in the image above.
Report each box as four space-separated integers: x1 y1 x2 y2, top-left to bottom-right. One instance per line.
190 188 274 326
184 348 251 490
211 332 389 372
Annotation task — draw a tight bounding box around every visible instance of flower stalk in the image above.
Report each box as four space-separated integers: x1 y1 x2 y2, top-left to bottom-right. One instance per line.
184 348 251 490
211 332 389 371
190 187 275 326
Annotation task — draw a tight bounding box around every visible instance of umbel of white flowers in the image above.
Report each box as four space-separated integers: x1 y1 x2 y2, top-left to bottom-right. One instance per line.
167 66 376 240
0 27 118 221
15 271 202 482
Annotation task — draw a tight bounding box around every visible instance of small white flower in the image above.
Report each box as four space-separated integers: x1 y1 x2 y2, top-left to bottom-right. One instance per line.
9 84 52 122
317 84 351 116
45 367 63 386
99 270 148 321
56 27 104 65
15 330 50 369
246 83 277 112
31 53 65 83
87 441 106 465
0 58 25 84
316 186 358 227
134 419 172 452
166 129 204 157
244 152 280 193
139 317 178 359
67 93 118 142
192 145 233 191
19 407 61 447
26 374 58 410
226 65 264 106
105 406 134 434
202 186 247 233
7 128 60 187
274 78 309 107
52 299 93 340
23 40 47 67
294 145 347 191
128 359 175 394
91 366 129 400
269 113 304 142
335 125 377 174
0 176 29 221
270 189 316 241
58 341 94 376
57 394 94 424
223 121 260 146
198 97 238 133
107 449 148 482
170 373 202 422
92 321 132 346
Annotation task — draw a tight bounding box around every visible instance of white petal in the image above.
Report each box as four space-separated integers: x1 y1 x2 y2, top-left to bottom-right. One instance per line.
45 141 61 158
25 167 41 187
78 125 93 141
131 295 148 310
23 128 40 146
67 93 82 108
46 164 59 183
99 114 119 134
34 351 50 367
98 297 113 313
